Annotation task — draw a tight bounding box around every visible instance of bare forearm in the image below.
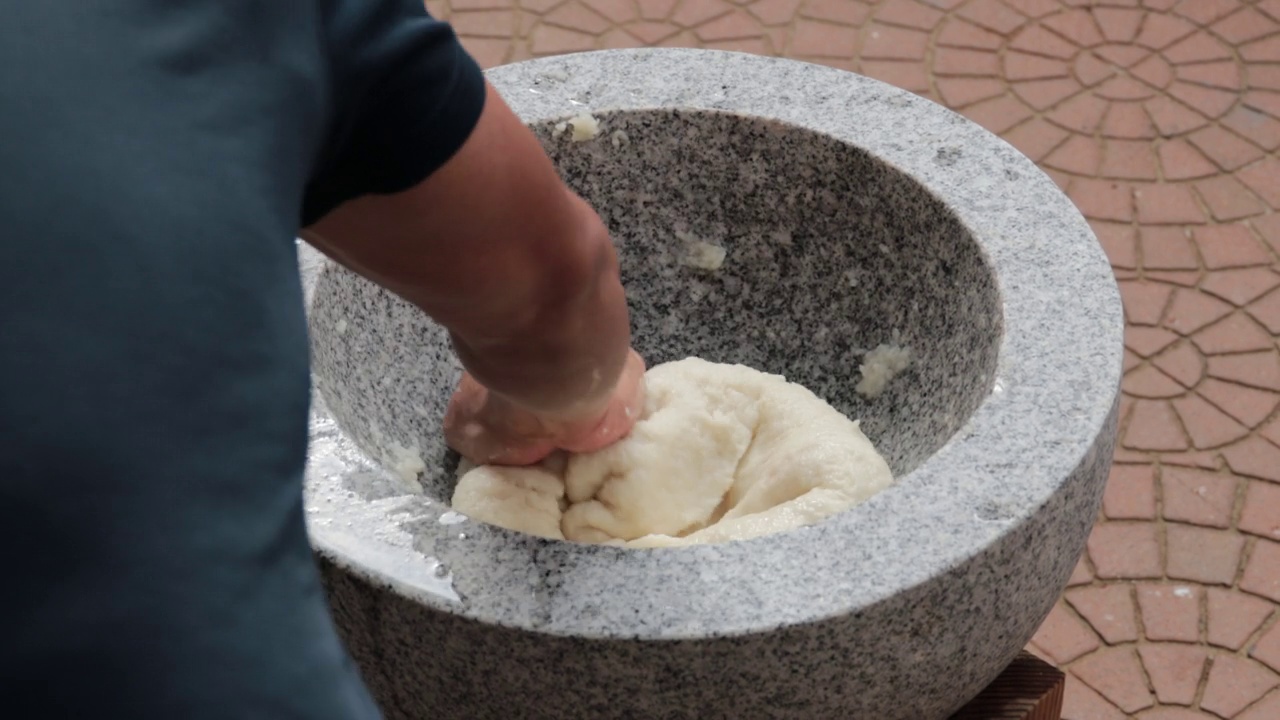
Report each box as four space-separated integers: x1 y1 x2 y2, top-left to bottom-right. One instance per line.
303 81 631 416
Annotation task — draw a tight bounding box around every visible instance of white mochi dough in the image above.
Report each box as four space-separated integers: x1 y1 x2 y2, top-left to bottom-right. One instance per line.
450 358 894 547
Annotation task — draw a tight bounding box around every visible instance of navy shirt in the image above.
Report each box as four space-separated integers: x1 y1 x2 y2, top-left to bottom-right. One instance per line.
0 2 484 716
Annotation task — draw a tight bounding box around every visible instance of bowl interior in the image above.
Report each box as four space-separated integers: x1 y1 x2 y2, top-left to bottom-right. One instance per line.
308 108 1002 503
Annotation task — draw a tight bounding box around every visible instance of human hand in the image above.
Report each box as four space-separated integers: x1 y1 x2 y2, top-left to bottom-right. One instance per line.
444 349 646 466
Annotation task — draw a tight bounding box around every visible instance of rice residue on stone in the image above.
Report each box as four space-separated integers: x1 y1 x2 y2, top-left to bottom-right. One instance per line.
676 230 726 271
856 344 912 398
568 112 600 142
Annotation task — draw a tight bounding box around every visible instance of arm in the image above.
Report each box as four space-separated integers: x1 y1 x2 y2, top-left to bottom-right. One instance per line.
303 81 644 464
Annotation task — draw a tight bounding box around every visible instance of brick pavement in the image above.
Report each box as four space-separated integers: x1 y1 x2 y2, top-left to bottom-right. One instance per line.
426 1 1280 716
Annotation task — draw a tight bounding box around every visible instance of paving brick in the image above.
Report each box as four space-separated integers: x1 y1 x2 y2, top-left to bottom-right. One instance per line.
1168 81 1237 120
1066 584 1140 643
1011 78 1082 111
542 3 612 33
1139 226 1197 270
933 46 1000 76
1070 555 1095 587
1164 33 1232 66
1031 602 1100 664
1243 89 1280 116
1251 64 1280 92
1262 415 1280 449
1087 222 1135 271
957 0 1025 34
790 19 858 57
934 17 1003 49
1009 24 1077 59
1211 6 1280 44
1201 269 1280 308
617 20 679 43
1138 643 1208 706
1121 280 1172 325
1089 522 1163 578
861 23 929 60
1101 139 1159 180
529 23 597 53
1222 105 1280 152
1207 586 1275 650
1144 95 1212 136
1134 183 1207 225
1160 449 1221 471
1042 9 1105 48
1195 176 1268 222
1126 326 1180 357
1073 51 1115 87
857 60 931 92
1177 0 1250 24
1102 102 1158 139
1049 92 1110 134
1136 706 1217 719
450 8 520 37
1094 7 1144 43
934 77 1004 107
1166 524 1246 585
1232 289 1280 344
1145 270 1203 288
1238 690 1280 720
1125 399 1190 452
670 0 734 26
1137 582 1202 642
1003 0 1059 19
1070 178 1133 221
1061 673 1127 720
1224 436 1280 484
1210 346 1280 393
1254 214 1280 256
1190 125 1270 173
1164 288 1233 334
874 0 943 31
1072 646 1156 713
1098 74 1158 102
1201 653 1280 719
1174 392 1250 448
1192 313 1275 355
961 94 1035 134
1143 348 1201 394
1045 135 1102 175
1158 139 1221 182
1244 539 1280 602
1242 480 1280 544
1238 158 1280 210
1162 465 1239 528
1102 463 1158 519
1176 61 1242 95
638 0 678 20
462 36 514 67
1004 51 1071 81
1134 12 1197 50
1126 364 1185 398
1252 618 1280 673
581 0 638 23
1197 378 1279 428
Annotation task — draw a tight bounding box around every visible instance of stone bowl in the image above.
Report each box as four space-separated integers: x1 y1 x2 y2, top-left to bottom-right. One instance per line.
301 48 1122 720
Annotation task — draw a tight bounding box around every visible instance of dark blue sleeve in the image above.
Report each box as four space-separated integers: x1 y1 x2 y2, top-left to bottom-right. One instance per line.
0 2 483 718
304 0 487 225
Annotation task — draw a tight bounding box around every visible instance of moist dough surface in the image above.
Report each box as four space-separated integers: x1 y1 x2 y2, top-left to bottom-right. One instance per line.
450 357 894 547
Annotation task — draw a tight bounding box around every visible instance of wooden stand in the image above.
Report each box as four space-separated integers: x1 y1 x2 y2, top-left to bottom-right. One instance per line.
949 652 1065 720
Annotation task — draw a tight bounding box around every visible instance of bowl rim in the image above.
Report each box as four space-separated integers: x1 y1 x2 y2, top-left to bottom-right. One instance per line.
303 48 1123 640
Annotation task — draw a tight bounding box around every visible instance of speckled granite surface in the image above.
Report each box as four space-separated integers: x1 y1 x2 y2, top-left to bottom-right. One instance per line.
301 48 1122 720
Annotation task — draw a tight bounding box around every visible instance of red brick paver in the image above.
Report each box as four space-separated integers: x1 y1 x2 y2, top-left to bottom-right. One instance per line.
431 0 1280 716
